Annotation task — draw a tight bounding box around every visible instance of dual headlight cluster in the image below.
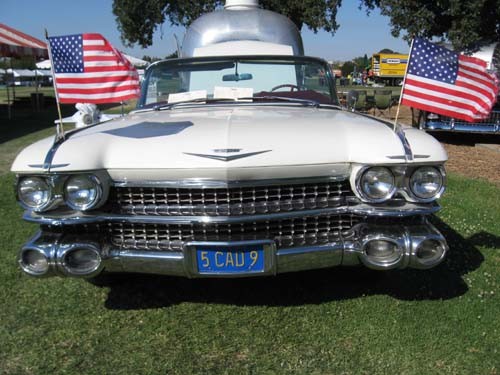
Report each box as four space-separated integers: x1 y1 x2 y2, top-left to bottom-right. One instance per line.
17 175 103 212
358 166 444 203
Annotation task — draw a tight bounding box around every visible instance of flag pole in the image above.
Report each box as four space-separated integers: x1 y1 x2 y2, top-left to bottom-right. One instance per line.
44 29 65 140
393 38 415 131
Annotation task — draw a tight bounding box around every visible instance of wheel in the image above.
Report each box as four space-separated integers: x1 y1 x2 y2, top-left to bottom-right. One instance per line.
271 84 300 92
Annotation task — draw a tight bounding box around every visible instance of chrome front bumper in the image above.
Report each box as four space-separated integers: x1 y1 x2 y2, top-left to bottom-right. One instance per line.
18 219 448 278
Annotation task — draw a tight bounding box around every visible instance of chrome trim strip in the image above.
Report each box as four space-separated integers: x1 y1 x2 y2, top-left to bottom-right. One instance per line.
23 202 441 226
29 163 70 169
395 125 414 161
42 123 105 172
112 175 350 189
105 250 186 277
424 121 500 133
183 150 272 162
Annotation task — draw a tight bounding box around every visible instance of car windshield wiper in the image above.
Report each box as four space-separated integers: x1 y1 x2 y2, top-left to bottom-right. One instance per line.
236 96 320 107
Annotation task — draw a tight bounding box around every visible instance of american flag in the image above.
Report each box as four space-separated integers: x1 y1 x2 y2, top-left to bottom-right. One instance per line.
48 33 140 104
401 38 498 122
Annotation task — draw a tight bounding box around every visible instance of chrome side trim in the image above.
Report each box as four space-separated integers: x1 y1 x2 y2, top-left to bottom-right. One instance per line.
23 202 441 226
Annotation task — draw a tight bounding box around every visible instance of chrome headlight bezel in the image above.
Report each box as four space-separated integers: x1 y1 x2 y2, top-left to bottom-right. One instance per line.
409 166 445 201
16 176 53 212
356 166 397 203
63 174 103 211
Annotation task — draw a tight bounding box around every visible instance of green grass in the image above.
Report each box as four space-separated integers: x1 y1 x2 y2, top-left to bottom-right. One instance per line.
0 87 56 104
0 111 498 374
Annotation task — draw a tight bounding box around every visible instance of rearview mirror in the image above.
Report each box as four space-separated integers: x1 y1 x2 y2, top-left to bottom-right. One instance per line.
222 73 253 82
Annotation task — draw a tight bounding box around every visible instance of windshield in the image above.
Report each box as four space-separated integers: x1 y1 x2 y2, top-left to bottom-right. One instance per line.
138 56 338 108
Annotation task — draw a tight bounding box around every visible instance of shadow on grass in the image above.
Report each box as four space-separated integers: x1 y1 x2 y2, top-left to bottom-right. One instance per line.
0 101 131 145
0 102 76 144
99 217 485 310
430 131 500 146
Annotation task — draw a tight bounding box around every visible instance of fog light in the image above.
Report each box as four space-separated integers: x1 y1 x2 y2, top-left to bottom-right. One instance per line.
416 239 445 262
21 249 49 275
364 239 401 263
63 248 101 275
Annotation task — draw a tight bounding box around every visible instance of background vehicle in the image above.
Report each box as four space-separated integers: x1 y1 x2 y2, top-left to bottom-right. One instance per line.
371 52 408 86
414 43 500 134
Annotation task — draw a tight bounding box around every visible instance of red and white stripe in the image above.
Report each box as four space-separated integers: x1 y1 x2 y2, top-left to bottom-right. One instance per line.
0 23 47 58
402 54 498 122
53 33 140 104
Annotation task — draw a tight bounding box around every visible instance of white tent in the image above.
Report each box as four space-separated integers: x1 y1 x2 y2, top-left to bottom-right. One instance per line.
122 53 149 67
8 68 37 78
35 69 52 77
36 59 51 69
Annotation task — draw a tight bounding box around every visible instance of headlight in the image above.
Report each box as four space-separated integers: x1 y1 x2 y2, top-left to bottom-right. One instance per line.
359 167 396 202
64 175 102 211
410 167 444 200
17 177 52 211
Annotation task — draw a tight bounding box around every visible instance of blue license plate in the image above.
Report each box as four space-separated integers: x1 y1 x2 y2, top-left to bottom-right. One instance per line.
196 245 265 274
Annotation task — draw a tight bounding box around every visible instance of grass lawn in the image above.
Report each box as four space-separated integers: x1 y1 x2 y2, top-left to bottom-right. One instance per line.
0 107 498 374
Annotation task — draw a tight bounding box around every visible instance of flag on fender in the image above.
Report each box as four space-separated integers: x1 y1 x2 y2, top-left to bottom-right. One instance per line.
401 38 498 122
48 33 140 104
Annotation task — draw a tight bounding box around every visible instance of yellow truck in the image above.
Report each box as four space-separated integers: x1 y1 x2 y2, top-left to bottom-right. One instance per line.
371 53 408 86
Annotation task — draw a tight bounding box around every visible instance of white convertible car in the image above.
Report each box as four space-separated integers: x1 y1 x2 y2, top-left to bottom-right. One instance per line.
12 0 448 279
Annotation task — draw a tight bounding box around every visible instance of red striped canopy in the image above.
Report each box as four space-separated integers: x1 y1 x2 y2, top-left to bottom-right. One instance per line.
0 23 48 58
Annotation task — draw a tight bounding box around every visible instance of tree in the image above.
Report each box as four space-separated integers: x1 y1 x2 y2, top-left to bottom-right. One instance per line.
341 61 356 77
113 0 500 52
361 0 500 51
112 0 342 48
378 48 394 54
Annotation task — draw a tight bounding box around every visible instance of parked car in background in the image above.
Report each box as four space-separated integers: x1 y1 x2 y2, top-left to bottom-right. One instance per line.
414 43 500 134
12 0 449 281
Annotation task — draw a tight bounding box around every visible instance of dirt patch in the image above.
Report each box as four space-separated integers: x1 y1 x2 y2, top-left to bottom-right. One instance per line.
380 105 500 187
435 134 500 187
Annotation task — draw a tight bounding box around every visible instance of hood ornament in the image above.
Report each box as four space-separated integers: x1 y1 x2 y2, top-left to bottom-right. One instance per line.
184 149 271 161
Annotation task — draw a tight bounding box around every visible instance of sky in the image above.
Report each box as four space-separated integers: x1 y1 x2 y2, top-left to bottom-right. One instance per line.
1 0 410 61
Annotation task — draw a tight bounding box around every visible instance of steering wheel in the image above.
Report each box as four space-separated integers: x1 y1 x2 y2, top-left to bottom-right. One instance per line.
271 84 301 92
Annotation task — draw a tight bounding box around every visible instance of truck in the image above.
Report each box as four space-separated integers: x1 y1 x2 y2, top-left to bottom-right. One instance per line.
371 53 408 86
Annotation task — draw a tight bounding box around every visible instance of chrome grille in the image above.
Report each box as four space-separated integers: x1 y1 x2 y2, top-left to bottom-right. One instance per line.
110 180 353 216
104 214 360 251
440 110 500 127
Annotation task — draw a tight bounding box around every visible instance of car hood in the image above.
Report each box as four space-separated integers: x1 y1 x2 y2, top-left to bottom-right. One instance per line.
12 105 447 176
